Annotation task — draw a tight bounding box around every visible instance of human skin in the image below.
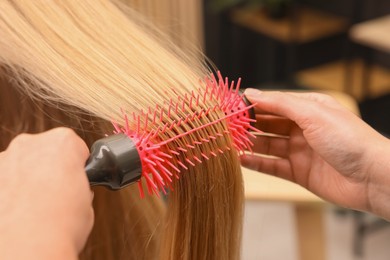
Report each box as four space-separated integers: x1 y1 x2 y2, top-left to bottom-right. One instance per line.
241 88 390 220
0 128 93 260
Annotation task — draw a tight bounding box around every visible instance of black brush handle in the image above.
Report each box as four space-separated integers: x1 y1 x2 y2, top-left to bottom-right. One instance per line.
85 134 142 190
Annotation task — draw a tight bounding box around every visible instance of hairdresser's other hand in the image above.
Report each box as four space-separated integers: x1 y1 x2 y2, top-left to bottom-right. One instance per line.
241 89 390 220
0 128 93 260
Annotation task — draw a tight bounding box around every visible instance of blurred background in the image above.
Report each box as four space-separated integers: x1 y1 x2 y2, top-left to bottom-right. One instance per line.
204 0 390 138
125 0 390 259
203 1 390 259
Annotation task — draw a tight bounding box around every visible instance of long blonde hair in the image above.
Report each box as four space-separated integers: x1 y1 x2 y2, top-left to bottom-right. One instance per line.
0 1 243 259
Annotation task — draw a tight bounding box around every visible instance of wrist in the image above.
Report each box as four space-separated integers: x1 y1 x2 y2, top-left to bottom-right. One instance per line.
366 135 390 220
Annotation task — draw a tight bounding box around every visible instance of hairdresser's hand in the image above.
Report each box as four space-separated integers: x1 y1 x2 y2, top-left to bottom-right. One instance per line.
241 89 390 220
0 128 93 260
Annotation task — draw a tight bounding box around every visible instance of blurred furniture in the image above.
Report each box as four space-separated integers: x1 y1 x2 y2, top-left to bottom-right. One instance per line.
296 59 390 101
295 16 390 107
352 210 390 258
243 169 325 260
242 90 360 260
349 15 390 98
350 15 390 53
231 7 348 44
230 5 349 83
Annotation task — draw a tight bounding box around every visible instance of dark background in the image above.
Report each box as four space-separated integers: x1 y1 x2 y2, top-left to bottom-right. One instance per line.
203 0 390 136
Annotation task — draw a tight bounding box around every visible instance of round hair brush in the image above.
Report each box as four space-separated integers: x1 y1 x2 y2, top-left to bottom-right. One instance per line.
85 72 259 197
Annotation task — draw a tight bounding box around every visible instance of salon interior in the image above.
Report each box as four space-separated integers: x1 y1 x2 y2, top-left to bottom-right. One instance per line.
199 0 389 259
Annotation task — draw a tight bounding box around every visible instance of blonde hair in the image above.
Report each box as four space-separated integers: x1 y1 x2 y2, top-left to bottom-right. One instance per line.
0 1 243 259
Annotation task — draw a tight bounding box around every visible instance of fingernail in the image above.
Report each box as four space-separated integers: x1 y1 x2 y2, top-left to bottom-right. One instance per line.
244 88 262 98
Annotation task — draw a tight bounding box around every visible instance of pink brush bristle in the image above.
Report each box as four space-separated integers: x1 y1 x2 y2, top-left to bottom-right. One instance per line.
112 72 261 197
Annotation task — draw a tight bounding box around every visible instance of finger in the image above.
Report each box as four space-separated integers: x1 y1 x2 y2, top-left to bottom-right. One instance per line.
289 92 360 116
285 91 343 109
56 128 90 159
249 135 289 158
245 89 325 129
249 91 342 111
240 154 293 182
255 114 293 136
46 128 90 164
6 133 34 150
